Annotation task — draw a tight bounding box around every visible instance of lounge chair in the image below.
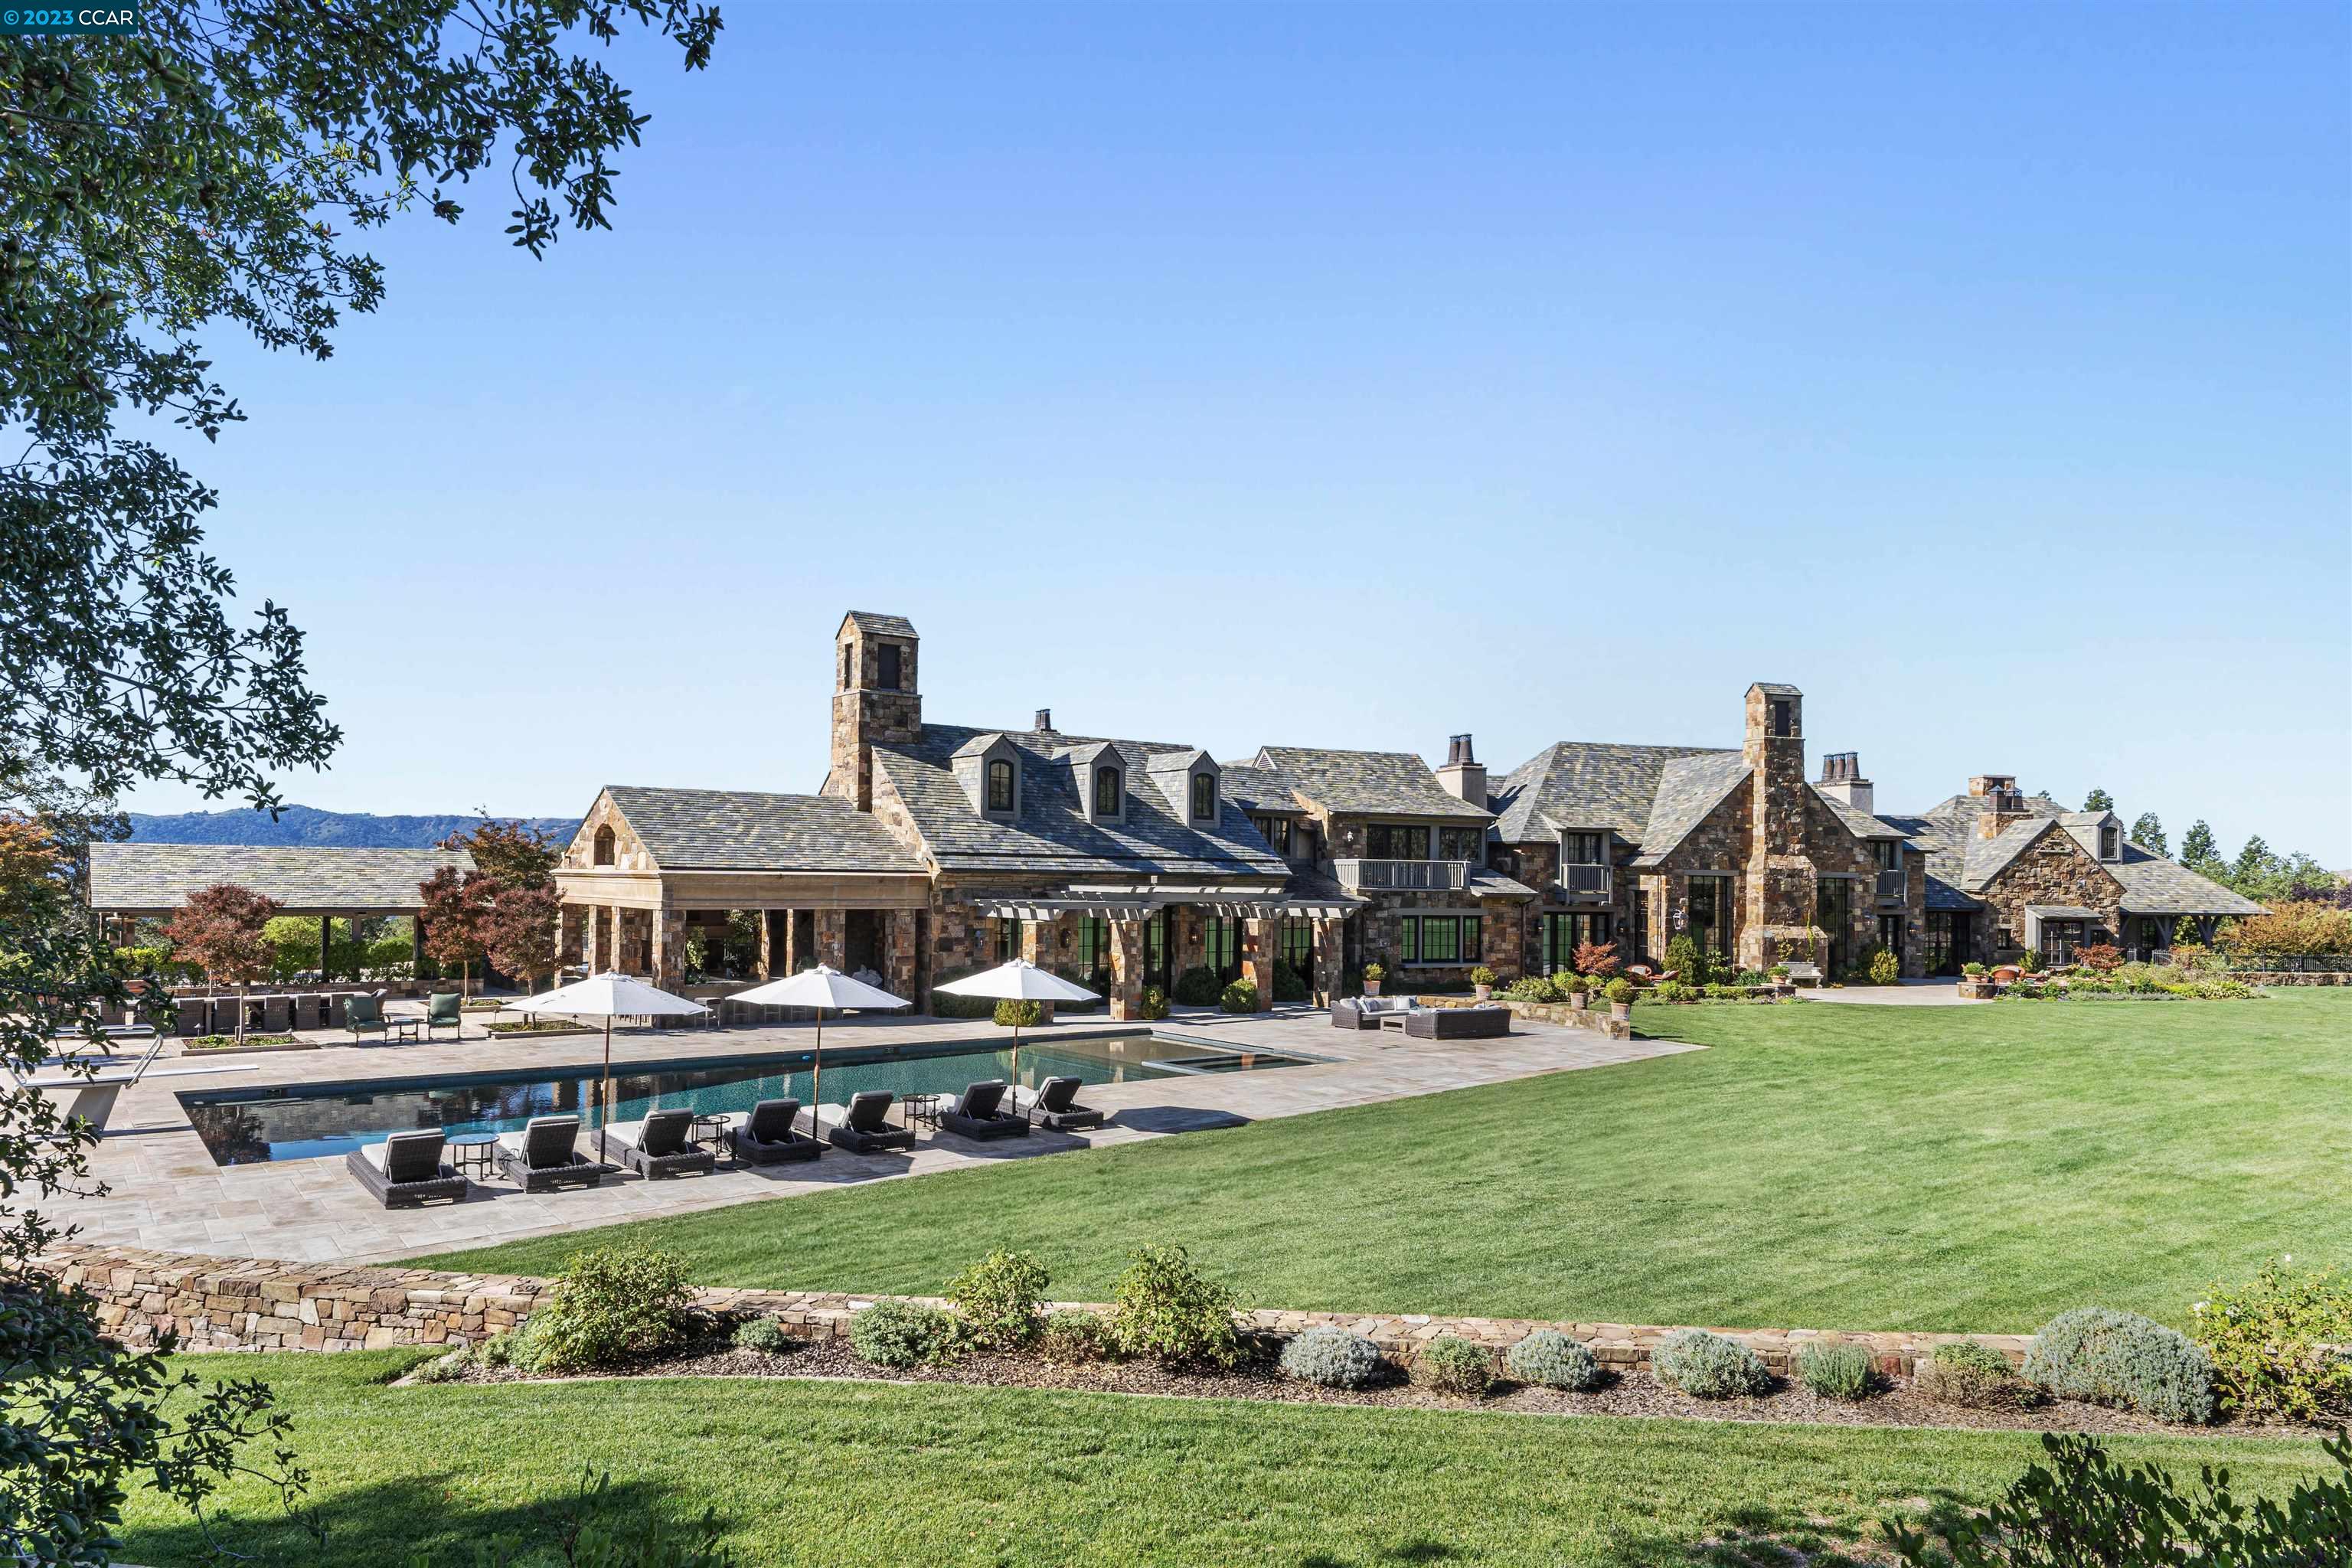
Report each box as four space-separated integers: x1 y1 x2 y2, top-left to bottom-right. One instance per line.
940 1080 1028 1142
423 991 463 1040
730 1097 824 1164
828 1090 916 1155
345 992 388 1042
1403 1005 1510 1039
606 1108 718 1180
346 1129 467 1208
1013 1075 1104 1132
493 1115 610 1191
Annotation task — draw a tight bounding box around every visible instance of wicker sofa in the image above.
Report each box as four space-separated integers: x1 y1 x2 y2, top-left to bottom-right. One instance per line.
1402 1005 1511 1039
1330 996 1417 1030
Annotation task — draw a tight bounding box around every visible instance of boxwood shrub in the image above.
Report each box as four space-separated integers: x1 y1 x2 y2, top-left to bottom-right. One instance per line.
1651 1328 1771 1398
993 998 1043 1028
1137 984 1169 1021
850 1300 962 1369
1219 979 1258 1014
1171 965 1224 1006
1278 1326 1386 1389
2023 1307 2216 1424
1504 1329 1601 1391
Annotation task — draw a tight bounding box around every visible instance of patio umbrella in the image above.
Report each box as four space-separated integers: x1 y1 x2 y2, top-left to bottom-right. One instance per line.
725 965 909 1141
932 959 1100 1086
508 971 708 1159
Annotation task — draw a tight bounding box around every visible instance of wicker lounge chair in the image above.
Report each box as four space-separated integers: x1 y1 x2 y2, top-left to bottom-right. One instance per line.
606 1108 718 1180
1330 996 1416 1030
828 1090 916 1155
1403 1005 1511 1040
346 1129 467 1208
940 1080 1028 1141
345 992 388 1042
423 991 463 1039
729 1097 823 1165
1013 1075 1104 1132
493 1115 610 1191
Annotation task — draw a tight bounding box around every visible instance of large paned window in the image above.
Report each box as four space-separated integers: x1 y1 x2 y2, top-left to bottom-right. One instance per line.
1438 826 1485 862
1563 832 1605 865
1145 910 1171 988
1816 877 1854 975
1076 917 1111 995
1632 889 1652 961
995 917 1023 963
1687 876 1733 961
1545 911 1611 972
2040 920 2082 965
1280 920 1313 982
1191 773 1217 821
1367 824 1432 860
986 759 1015 812
1254 815 1294 856
1401 914 1481 967
1873 839 1901 871
1877 913 1904 960
1204 916 1240 982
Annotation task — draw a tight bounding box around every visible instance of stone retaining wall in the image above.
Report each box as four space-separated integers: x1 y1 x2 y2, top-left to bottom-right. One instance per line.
35 1243 2030 1376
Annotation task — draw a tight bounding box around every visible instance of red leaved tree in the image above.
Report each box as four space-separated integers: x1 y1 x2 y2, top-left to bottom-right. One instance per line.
417 867 495 998
1573 939 1619 980
162 884 282 1044
484 882 562 995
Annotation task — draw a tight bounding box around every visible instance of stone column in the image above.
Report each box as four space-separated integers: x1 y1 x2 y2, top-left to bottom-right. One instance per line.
318 916 333 982
779 910 800 975
1241 916 1279 1011
884 910 920 1001
1312 915 1346 1005
652 909 688 991
1107 917 1146 1021
754 910 774 981
815 909 848 972
581 906 601 974
1019 917 1057 1022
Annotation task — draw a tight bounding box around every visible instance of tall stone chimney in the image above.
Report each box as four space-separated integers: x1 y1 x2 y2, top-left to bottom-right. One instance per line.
828 612 923 813
1034 709 1054 732
1816 751 1873 816
1741 683 1813 970
1436 733 1487 808
1978 784 2037 840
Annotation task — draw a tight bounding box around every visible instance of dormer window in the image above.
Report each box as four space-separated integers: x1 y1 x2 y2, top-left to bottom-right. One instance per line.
1191 771 1216 822
876 643 901 691
986 759 1015 814
2100 824 2120 861
1093 766 1123 817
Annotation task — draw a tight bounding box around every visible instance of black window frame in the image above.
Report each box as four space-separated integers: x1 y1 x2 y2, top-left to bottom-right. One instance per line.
995 917 1022 963
1191 771 1216 821
1253 815 1293 856
1438 826 1485 862
1093 765 1123 817
1563 831 1605 866
1367 823 1432 860
1687 875 1733 960
985 758 1015 813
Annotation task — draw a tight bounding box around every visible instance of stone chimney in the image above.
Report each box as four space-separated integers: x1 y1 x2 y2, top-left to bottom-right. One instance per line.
1968 773 2017 799
1034 709 1053 732
828 612 923 813
1816 750 1873 816
1741 683 1812 971
1977 783 2036 839
1435 733 1487 808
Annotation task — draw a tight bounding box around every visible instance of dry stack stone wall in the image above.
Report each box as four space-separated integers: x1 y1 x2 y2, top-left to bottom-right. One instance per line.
38 1243 2029 1376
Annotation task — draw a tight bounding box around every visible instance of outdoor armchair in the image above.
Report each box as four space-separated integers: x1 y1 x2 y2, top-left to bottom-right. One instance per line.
345 992 387 1042
423 992 463 1039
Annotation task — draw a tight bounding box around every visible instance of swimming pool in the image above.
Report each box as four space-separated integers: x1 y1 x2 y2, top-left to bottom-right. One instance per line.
176 1033 1312 1166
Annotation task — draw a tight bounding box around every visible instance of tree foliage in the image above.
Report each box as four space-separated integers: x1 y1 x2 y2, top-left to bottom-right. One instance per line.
418 864 495 995
2127 812 2166 858
484 881 562 992
159 881 280 1042
2081 787 2113 812
443 814 563 892
2177 820 2220 872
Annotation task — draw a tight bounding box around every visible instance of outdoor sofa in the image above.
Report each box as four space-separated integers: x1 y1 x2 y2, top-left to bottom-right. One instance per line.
1012 1075 1104 1131
828 1090 916 1155
493 1115 611 1191
939 1080 1028 1141
730 1097 823 1164
1330 996 1416 1030
1403 1005 1511 1040
346 1129 467 1208
606 1108 718 1180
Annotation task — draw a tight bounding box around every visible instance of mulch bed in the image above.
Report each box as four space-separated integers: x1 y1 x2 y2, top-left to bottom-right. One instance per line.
416 1325 2315 1440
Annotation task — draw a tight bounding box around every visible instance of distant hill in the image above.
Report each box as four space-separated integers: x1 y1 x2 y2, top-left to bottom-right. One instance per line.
125 805 579 850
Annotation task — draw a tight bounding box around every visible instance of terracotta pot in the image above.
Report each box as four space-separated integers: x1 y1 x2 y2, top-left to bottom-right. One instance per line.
1473 984 1491 1001
1568 991 1590 1011
1610 1001 1632 1021
1363 978 1383 996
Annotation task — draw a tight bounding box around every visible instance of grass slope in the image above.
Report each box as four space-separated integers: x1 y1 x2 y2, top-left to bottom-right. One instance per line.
415 991 2352 1334
118 1353 2331 1568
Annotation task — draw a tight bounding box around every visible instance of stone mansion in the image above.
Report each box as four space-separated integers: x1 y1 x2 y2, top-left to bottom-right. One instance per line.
547 612 2261 1018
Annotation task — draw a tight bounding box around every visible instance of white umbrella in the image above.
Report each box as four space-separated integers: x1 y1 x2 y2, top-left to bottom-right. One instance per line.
727 965 909 1142
508 971 708 1159
933 959 1099 1086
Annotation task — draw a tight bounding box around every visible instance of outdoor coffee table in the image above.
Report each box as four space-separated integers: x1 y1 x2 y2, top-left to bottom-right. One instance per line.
386 1018 423 1044
447 1132 498 1179
899 1093 946 1131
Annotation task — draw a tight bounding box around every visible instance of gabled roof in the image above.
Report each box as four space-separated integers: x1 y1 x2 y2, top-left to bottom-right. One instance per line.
88 843 473 913
1251 746 1491 821
1630 752 1754 867
1962 815 2065 887
1490 742 1735 842
1808 784 1913 841
603 787 928 874
871 724 1289 879
1888 791 2262 917
840 611 916 639
1219 760 1302 815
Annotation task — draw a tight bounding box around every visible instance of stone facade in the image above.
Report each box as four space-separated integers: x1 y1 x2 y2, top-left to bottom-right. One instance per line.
828 616 923 815
38 1243 2031 1378
1971 828 2124 960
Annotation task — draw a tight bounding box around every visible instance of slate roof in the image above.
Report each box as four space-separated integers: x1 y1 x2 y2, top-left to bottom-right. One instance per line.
1490 743 1735 842
1251 746 1492 821
88 843 474 913
1808 784 1912 841
871 724 1291 879
603 787 927 874
841 611 916 639
1886 792 2262 916
1630 753 1754 867
1220 761 1302 815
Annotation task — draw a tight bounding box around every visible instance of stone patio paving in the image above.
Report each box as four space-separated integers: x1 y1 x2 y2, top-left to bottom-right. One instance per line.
47 1002 1700 1265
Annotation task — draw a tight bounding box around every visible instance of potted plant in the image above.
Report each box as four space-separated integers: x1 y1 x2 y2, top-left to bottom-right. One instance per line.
1605 977 1634 1021
1566 974 1590 1011
1363 961 1385 998
1767 962 1790 993
1469 965 1497 1001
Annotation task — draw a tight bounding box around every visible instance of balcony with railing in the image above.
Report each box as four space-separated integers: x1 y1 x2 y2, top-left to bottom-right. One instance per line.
1557 863 1611 900
1873 868 1906 901
1334 858 1472 892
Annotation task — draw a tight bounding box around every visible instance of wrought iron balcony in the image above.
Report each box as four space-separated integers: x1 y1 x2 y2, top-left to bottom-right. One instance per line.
1559 863 1610 899
1334 858 1472 892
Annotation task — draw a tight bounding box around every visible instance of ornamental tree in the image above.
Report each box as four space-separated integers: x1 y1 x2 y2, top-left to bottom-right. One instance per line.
160 883 282 1044
443 815 563 892
1571 939 1619 980
418 867 495 997
484 882 564 995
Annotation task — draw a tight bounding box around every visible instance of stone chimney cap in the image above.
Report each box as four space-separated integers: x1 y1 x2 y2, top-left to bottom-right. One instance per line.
1444 733 1478 766
1034 709 1053 732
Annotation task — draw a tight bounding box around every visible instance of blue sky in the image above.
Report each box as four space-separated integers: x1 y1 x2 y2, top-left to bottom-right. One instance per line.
131 2 2350 863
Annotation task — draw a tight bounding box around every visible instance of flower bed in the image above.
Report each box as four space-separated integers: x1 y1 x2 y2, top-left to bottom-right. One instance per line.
482 1019 594 1037
181 1034 309 1054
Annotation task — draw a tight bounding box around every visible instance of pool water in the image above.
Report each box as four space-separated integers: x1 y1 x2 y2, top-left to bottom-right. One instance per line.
177 1033 1310 1166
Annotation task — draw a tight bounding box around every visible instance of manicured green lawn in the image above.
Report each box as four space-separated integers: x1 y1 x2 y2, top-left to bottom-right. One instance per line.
416 990 2352 1334
117 1351 2332 1568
